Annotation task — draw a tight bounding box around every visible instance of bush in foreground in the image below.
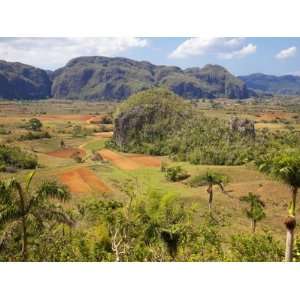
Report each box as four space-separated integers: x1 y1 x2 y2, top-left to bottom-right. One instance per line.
0 145 37 171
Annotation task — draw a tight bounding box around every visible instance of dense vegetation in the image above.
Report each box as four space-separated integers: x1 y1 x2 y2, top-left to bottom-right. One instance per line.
0 145 38 171
0 180 285 262
110 88 300 166
0 96 300 262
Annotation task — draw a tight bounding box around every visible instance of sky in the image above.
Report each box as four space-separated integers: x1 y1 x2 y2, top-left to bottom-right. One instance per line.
0 37 300 76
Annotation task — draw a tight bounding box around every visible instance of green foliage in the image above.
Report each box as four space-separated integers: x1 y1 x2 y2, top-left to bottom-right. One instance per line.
240 193 266 228
0 145 37 170
229 233 284 262
112 88 192 154
257 148 300 217
185 215 225 262
188 171 228 188
293 237 300 262
71 125 92 137
0 172 73 261
112 88 300 166
27 118 43 131
0 125 11 135
257 148 300 189
164 166 190 182
18 131 51 141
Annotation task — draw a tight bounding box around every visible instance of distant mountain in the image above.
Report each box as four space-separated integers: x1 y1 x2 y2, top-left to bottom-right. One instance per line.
239 73 300 95
0 60 51 100
51 56 249 100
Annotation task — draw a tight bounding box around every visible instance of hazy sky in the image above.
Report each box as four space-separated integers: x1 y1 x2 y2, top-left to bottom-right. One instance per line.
0 37 299 75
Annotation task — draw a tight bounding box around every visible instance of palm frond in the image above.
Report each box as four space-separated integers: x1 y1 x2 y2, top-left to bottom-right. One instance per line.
33 204 75 227
36 181 71 202
0 181 13 205
0 206 21 226
25 170 36 192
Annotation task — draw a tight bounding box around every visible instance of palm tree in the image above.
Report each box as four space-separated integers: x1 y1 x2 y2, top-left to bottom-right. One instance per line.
258 149 300 261
0 171 74 261
200 171 225 213
240 193 266 233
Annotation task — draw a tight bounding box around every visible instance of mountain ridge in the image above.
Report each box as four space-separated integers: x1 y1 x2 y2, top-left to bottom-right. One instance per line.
0 60 51 99
239 73 300 95
50 56 249 100
2 56 300 100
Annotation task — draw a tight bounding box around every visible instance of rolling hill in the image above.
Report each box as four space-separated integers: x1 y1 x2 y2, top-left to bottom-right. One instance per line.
0 60 51 100
239 73 300 95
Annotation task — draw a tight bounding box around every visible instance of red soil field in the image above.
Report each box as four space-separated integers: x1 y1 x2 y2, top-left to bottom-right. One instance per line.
99 149 161 170
38 114 93 121
59 167 110 194
47 148 86 159
127 154 162 168
256 112 296 122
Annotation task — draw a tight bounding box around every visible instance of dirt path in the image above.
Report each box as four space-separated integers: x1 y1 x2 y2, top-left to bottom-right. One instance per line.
99 149 161 170
86 115 105 124
47 148 86 159
59 167 110 194
93 131 113 138
38 114 93 122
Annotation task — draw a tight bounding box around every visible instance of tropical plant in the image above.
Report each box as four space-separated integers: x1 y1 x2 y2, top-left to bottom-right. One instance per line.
240 193 266 233
0 171 74 261
189 171 227 213
258 148 300 261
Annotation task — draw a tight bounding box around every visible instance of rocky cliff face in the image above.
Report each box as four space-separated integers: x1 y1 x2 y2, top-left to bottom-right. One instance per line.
0 60 51 99
112 88 191 151
0 57 250 101
51 56 249 100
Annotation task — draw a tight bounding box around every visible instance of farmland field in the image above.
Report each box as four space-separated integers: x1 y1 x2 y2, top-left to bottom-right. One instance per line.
1 95 300 262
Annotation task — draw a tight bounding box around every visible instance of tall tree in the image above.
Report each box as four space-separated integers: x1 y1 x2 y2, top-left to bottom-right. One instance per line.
198 172 225 213
0 171 74 261
258 149 300 261
240 193 266 233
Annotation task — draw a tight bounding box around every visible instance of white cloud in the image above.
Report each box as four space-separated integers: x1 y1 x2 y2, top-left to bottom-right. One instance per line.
169 38 256 59
219 43 256 59
0 37 148 69
275 46 297 59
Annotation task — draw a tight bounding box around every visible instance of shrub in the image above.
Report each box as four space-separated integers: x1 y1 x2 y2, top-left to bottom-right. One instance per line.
165 166 190 182
229 233 283 262
18 131 51 141
0 145 38 170
0 125 11 135
72 125 92 137
71 151 84 163
26 118 43 131
100 115 113 124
